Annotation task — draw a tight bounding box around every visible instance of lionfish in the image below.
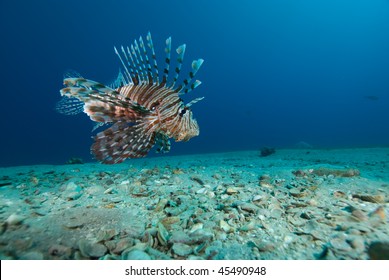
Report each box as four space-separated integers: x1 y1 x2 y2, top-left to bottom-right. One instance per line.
58 32 204 164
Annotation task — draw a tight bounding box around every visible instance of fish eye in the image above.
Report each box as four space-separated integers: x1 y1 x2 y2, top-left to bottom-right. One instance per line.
179 107 187 117
150 101 160 111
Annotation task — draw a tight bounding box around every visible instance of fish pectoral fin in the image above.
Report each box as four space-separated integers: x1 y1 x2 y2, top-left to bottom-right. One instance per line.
91 121 156 164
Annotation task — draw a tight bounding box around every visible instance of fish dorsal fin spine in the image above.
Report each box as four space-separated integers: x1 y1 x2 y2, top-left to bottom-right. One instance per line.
125 46 140 85
121 45 138 84
169 44 186 88
130 44 146 83
107 69 126 89
177 58 204 94
146 32 160 84
114 33 203 94
133 39 149 84
186 96 204 107
162 37 172 86
184 79 202 94
139 36 154 84
114 46 133 85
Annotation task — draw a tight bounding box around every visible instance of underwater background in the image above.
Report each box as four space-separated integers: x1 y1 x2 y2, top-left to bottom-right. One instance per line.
1 0 389 167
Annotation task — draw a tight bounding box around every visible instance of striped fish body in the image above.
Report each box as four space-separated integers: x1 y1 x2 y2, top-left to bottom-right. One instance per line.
60 33 204 164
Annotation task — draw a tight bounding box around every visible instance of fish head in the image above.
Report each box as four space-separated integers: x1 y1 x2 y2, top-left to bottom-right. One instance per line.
176 107 200 142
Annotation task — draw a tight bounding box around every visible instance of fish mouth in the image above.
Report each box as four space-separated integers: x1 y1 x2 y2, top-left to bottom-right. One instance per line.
175 135 191 142
176 130 199 142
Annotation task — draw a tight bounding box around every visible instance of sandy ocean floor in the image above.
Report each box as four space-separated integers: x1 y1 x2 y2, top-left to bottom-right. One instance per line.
0 148 388 260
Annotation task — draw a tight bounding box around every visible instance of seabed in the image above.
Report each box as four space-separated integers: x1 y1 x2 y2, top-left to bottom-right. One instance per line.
0 148 388 260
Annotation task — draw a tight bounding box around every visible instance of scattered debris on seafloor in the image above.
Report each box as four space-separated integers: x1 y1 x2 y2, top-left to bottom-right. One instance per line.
65 157 84 165
259 147 276 157
0 148 388 260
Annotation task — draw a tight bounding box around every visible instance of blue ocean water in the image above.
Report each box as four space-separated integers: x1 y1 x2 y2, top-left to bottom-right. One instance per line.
1 0 389 167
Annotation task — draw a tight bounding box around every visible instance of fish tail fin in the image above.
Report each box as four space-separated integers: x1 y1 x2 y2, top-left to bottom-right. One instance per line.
92 121 156 164
55 96 84 115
